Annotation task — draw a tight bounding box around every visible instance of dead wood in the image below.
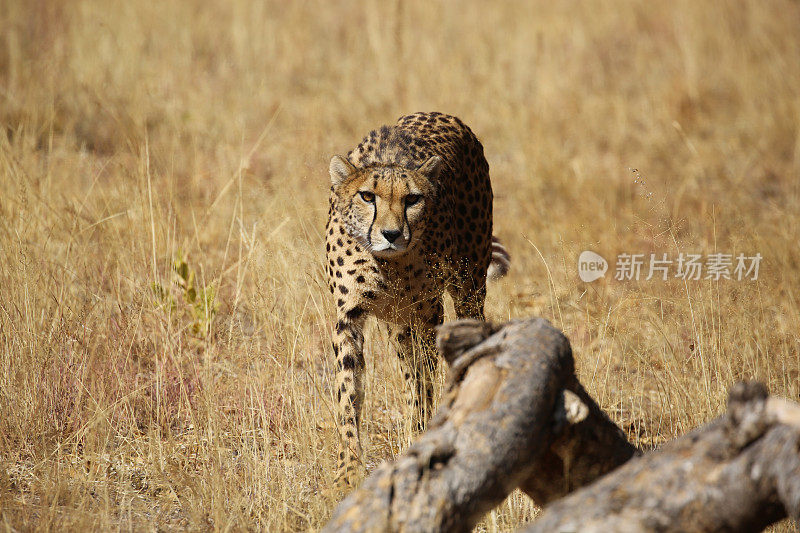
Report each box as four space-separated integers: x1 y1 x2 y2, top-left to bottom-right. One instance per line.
523 381 800 533
323 318 800 532
323 318 638 532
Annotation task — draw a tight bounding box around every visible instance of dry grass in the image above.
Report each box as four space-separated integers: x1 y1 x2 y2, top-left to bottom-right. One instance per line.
1 0 799 530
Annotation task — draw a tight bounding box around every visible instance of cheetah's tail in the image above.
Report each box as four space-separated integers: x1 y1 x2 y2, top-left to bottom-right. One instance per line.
487 235 511 281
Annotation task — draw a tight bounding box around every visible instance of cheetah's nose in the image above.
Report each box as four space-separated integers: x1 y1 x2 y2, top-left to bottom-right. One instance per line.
381 229 402 243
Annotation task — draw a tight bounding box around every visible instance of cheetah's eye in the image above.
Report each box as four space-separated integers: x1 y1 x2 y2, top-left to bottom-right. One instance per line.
405 194 422 206
358 191 375 203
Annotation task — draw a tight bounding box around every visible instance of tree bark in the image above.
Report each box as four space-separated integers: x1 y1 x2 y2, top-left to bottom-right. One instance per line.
323 318 800 532
524 381 800 533
323 318 638 532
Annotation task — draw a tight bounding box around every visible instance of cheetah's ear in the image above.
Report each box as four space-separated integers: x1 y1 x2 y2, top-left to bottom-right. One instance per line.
329 155 356 187
417 155 442 181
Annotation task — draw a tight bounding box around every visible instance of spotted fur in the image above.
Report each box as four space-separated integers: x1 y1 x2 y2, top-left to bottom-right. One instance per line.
325 112 509 487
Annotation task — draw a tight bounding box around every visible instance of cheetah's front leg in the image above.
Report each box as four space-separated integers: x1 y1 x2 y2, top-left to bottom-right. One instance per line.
390 302 443 433
332 308 366 488
452 267 488 320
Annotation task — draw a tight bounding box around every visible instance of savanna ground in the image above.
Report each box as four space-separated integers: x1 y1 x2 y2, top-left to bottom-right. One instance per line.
1 1 799 530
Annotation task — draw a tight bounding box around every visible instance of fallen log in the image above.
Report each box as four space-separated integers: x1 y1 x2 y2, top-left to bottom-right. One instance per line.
324 318 800 531
523 381 800 533
323 318 638 532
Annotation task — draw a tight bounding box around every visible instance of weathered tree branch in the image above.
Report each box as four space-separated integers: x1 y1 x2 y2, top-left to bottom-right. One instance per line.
323 318 638 532
323 318 800 532
524 381 800 533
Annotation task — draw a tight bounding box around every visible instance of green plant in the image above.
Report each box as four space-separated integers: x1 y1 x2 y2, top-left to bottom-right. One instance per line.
152 250 218 338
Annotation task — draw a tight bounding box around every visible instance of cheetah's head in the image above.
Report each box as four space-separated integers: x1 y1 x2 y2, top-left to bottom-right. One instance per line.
329 155 441 259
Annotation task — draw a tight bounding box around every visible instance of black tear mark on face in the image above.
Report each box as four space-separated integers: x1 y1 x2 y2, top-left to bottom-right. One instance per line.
365 197 376 248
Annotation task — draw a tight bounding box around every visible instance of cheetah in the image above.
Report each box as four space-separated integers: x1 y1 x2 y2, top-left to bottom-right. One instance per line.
325 111 510 487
